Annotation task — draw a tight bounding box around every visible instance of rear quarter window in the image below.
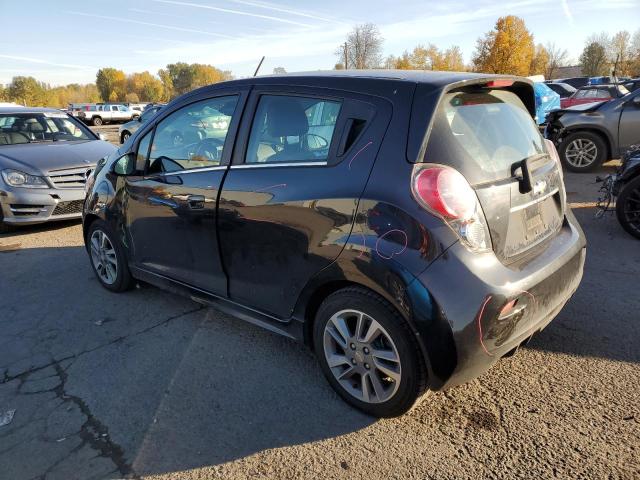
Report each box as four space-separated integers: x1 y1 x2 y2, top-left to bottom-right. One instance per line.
424 89 545 184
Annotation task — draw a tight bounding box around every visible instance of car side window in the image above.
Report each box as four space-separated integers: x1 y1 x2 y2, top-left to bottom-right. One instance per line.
245 95 342 164
147 95 238 174
598 90 611 98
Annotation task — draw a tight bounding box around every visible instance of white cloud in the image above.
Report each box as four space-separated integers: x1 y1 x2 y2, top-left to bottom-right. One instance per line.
561 0 574 26
151 0 318 28
66 11 237 38
0 54 95 70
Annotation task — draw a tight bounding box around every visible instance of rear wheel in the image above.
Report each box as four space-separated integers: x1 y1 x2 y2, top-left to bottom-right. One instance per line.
92 116 103 126
616 175 640 240
559 131 606 172
313 287 427 417
87 220 133 292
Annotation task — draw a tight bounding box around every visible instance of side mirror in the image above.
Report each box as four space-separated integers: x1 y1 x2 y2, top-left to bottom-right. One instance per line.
98 133 107 141
113 154 135 176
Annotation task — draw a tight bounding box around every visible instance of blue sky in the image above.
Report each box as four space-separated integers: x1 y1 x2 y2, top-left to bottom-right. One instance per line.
1 0 638 86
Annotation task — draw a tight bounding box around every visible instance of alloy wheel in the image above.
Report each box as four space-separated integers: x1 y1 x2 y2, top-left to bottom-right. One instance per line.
323 309 402 404
565 138 598 168
90 230 118 285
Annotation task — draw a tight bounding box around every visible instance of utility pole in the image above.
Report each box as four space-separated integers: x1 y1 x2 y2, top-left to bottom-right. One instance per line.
343 42 348 70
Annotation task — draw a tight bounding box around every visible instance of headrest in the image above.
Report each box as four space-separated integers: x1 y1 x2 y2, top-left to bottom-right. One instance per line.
265 98 308 137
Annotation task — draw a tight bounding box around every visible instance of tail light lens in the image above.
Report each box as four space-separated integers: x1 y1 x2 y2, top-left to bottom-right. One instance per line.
411 164 492 252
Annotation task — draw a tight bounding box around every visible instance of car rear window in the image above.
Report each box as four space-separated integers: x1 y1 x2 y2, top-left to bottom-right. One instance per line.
423 89 545 184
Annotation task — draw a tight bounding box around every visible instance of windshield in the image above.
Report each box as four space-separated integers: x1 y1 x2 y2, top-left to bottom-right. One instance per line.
424 89 546 184
0 112 93 145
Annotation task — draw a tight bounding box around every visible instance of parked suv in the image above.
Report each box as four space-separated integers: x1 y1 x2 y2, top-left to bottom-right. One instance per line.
78 104 140 126
83 71 586 417
545 88 640 172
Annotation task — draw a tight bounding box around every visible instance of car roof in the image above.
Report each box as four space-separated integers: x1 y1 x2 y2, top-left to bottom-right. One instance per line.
0 107 65 115
579 84 619 89
225 69 521 89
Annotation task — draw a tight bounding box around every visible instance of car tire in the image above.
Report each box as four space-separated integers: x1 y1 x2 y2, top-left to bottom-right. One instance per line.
0 218 13 234
120 131 131 144
87 219 133 292
313 286 428 417
616 175 640 240
559 131 607 173
92 116 103 126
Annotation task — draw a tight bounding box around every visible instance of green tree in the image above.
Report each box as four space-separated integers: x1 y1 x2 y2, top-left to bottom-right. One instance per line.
96 68 127 102
127 71 163 102
580 42 609 76
161 63 231 97
7 76 46 106
472 16 535 75
158 68 174 101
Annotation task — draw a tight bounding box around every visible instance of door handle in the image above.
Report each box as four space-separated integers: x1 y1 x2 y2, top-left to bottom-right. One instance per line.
187 194 205 209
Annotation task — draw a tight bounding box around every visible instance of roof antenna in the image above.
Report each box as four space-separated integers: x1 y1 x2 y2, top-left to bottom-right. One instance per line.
253 56 265 77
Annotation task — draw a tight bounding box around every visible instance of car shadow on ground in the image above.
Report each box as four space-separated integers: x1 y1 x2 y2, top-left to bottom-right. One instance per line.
0 244 373 479
524 206 640 365
0 218 82 240
1 198 637 477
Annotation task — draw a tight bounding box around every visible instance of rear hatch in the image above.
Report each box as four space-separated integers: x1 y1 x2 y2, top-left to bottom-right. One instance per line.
422 82 566 263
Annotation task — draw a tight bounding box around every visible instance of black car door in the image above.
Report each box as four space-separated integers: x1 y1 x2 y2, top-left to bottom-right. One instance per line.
217 86 392 319
125 88 248 295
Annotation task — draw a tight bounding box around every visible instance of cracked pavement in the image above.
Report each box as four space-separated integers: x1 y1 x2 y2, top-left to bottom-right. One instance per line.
0 167 638 479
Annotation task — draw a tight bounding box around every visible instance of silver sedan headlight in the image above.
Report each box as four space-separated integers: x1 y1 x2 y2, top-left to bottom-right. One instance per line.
1 169 49 188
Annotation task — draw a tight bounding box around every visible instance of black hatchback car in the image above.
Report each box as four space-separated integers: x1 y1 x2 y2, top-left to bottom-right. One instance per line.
83 71 586 417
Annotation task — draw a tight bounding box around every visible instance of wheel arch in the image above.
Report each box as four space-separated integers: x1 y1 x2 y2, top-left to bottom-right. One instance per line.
562 127 613 160
293 260 454 390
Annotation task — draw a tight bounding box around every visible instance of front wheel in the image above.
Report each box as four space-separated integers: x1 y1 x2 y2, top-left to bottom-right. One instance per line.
616 175 640 240
87 220 133 292
313 287 428 417
559 131 606 172
120 131 131 144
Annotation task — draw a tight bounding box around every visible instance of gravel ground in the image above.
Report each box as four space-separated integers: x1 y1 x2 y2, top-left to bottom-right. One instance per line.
0 164 638 480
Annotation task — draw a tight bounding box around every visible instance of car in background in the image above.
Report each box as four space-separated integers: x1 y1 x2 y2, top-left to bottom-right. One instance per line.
550 77 589 89
624 79 640 92
0 107 115 232
83 71 585 417
545 88 640 172
560 84 629 108
118 104 164 143
545 82 577 99
533 82 561 124
78 104 140 126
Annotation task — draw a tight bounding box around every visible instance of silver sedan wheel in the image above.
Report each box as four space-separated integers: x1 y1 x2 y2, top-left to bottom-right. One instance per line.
565 138 598 168
90 230 118 285
323 309 402 404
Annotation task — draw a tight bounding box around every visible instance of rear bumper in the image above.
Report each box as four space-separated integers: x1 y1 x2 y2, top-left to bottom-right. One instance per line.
0 185 85 225
415 209 586 389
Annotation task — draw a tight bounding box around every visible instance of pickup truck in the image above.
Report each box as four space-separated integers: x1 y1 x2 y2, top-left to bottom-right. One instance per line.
78 104 140 126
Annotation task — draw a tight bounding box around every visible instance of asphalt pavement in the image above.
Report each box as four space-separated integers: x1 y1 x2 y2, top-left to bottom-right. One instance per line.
0 162 638 479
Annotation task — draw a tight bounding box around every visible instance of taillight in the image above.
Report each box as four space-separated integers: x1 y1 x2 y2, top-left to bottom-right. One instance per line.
411 164 492 253
545 139 567 211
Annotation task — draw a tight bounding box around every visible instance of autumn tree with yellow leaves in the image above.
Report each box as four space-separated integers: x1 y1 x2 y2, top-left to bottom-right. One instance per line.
472 16 535 75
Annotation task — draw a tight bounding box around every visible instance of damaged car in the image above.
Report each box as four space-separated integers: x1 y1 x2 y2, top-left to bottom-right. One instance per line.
545 88 640 172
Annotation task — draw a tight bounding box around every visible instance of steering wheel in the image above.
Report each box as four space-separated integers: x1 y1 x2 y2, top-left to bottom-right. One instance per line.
303 133 329 150
193 137 225 162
